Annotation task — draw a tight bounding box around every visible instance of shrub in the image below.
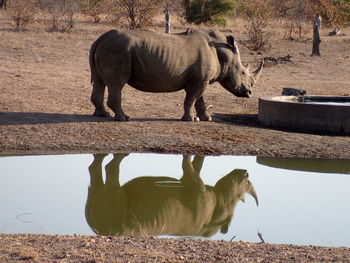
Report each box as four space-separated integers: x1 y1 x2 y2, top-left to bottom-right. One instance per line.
340 2 350 25
41 0 79 32
308 0 350 26
79 0 107 23
187 0 237 26
7 0 37 31
239 0 272 51
268 0 314 40
107 0 162 29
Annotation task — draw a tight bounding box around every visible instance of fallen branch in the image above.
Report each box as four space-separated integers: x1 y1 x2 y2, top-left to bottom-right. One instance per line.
263 55 292 67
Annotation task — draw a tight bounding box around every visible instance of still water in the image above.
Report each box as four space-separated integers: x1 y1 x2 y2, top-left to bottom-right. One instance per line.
0 153 349 247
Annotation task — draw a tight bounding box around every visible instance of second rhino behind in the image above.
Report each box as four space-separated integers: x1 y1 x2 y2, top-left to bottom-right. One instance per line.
89 29 263 121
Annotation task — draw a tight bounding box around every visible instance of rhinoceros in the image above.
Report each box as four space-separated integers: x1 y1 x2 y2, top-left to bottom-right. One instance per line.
89 29 263 121
85 154 258 237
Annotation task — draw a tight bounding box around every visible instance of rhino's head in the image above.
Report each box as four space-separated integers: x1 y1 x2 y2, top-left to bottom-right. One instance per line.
218 36 263 98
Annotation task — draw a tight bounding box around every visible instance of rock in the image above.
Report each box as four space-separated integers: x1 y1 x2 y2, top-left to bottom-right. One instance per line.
328 27 340 36
282 87 306 96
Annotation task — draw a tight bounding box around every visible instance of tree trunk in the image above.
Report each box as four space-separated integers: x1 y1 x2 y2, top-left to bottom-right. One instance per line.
183 0 191 22
164 5 170 34
311 15 321 56
0 0 7 9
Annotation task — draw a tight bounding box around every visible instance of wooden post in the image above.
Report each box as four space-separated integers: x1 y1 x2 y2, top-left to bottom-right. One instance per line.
164 5 170 34
311 14 321 56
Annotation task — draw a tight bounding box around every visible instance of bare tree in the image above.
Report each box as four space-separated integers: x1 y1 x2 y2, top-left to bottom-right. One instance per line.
162 1 183 33
0 0 7 9
7 0 37 31
311 14 321 56
269 0 313 40
164 3 170 33
41 0 79 32
239 0 272 51
183 0 191 21
80 0 107 23
107 0 162 29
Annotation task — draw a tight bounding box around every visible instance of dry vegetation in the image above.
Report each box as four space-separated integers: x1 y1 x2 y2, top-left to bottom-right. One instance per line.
0 2 350 262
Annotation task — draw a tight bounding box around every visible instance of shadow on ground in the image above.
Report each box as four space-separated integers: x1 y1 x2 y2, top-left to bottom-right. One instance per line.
0 112 181 125
0 112 114 125
213 113 262 128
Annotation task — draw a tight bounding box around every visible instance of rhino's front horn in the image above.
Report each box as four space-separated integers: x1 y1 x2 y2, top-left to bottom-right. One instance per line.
252 59 264 81
248 185 259 206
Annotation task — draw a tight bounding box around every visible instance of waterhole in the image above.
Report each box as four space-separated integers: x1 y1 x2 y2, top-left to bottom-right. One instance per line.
0 153 349 247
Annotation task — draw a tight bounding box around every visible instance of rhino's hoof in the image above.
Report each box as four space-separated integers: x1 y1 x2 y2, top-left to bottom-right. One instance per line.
181 115 194 121
198 115 212 121
114 115 130 121
93 110 111 117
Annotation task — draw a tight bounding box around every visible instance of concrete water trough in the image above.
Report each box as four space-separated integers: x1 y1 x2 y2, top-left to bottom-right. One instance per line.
259 96 350 134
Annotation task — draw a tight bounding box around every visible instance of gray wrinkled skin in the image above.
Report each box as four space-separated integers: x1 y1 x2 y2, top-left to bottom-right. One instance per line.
89 29 263 121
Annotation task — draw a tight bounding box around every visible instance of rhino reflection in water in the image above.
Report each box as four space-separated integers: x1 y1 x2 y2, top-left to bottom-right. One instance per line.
85 154 258 237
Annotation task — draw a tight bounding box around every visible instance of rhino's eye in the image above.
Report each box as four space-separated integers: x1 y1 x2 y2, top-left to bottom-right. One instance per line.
242 71 246 75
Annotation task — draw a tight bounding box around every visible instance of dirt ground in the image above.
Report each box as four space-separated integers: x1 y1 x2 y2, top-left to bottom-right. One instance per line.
0 11 350 262
1 234 350 263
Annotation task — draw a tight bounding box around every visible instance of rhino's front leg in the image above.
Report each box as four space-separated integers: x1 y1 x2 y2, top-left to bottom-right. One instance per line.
181 97 195 121
105 154 128 187
195 96 212 121
181 82 208 121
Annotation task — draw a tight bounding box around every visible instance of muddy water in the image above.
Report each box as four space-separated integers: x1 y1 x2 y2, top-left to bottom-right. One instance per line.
0 153 349 247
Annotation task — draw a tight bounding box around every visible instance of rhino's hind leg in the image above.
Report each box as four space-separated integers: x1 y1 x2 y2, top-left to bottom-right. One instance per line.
195 96 212 121
91 78 110 117
106 83 130 122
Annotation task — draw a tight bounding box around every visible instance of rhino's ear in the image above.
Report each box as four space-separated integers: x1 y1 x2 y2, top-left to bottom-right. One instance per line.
226 35 238 53
226 35 235 47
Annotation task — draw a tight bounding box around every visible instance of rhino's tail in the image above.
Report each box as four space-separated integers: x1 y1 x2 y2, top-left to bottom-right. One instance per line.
89 38 100 86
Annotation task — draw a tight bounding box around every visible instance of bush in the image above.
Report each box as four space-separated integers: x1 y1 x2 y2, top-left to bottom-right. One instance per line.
239 0 272 51
308 0 350 26
41 0 79 32
187 0 237 26
340 2 350 25
268 0 312 40
107 0 162 29
7 0 37 31
79 0 106 23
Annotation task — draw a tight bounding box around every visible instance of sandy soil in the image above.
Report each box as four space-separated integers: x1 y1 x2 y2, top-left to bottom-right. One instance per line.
1 234 350 263
0 12 350 262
